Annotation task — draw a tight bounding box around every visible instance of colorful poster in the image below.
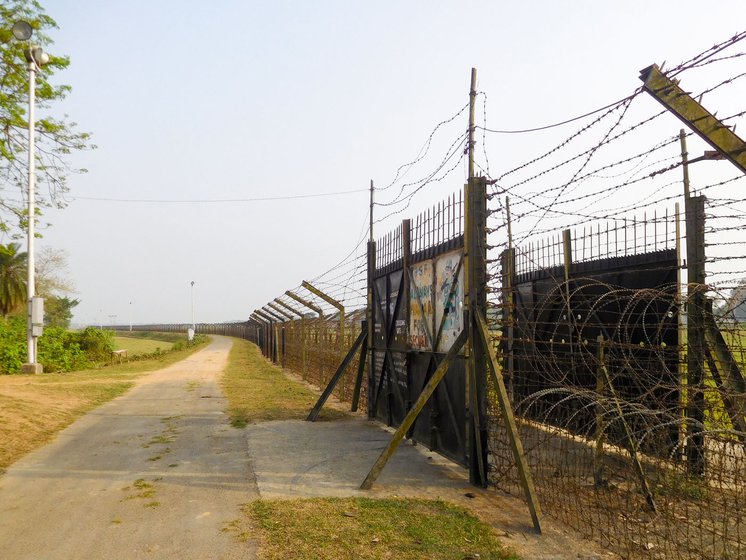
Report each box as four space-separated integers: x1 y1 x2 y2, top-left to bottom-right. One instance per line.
435 251 464 352
409 260 433 350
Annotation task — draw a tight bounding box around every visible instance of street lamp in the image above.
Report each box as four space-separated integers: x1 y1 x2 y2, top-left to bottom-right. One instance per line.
14 21 50 374
189 281 195 342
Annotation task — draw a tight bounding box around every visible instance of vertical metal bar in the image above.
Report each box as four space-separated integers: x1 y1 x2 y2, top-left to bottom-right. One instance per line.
686 195 707 475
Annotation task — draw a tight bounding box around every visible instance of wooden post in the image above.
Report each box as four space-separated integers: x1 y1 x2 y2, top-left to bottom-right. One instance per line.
307 328 368 421
475 313 542 533
465 175 489 486
685 195 706 475
302 281 345 346
361 330 467 490
594 336 607 486
468 68 477 180
367 240 376 418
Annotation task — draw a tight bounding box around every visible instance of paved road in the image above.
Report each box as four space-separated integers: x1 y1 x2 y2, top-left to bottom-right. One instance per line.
0 336 257 560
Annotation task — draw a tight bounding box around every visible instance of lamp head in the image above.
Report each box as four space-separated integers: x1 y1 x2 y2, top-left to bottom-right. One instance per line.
24 46 49 66
12 21 33 41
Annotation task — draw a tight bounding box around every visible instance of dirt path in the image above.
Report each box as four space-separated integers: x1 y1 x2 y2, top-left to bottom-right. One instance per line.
0 336 257 560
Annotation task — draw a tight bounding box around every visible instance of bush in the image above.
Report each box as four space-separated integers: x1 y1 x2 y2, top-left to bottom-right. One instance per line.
37 327 89 372
76 327 115 363
0 316 25 374
0 319 115 374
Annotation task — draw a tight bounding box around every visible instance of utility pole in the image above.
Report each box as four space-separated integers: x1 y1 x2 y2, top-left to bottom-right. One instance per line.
468 68 477 180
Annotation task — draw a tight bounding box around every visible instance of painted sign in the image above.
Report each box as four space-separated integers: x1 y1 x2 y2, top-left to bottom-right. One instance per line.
409 260 433 350
409 250 464 352
435 251 464 352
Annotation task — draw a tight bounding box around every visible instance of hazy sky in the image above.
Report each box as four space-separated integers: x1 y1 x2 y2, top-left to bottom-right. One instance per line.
21 1 745 326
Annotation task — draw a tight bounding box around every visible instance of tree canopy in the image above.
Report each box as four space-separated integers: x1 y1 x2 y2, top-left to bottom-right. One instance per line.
0 241 26 315
0 0 93 237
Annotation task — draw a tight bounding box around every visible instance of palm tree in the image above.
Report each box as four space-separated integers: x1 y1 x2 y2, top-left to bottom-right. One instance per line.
0 243 27 316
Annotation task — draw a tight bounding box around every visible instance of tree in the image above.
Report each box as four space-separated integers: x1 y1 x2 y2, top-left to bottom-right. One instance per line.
0 0 93 236
725 279 746 323
44 294 77 328
36 246 78 327
0 241 26 316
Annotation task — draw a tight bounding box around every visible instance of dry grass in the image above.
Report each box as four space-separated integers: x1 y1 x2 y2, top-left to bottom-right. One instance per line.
249 497 518 560
221 338 347 426
0 339 208 472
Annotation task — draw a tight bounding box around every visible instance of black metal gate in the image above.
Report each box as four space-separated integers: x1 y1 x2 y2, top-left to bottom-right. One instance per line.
368 195 471 467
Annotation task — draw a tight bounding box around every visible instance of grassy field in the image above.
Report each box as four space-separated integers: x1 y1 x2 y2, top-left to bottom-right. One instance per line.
0 336 208 472
222 337 517 560
221 337 347 427
113 336 173 355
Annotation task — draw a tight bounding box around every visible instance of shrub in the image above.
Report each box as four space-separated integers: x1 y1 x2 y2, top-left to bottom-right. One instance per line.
37 327 89 372
0 320 115 374
76 327 115 363
0 316 25 374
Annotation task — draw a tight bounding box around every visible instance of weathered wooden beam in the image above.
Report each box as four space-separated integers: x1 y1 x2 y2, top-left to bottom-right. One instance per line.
262 306 286 323
302 280 345 344
285 290 324 317
306 328 367 422
253 309 275 323
475 312 542 533
267 302 294 321
273 298 304 317
639 64 746 175
360 329 467 490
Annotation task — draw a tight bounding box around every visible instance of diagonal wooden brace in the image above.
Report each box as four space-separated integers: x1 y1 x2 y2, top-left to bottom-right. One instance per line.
360 329 467 490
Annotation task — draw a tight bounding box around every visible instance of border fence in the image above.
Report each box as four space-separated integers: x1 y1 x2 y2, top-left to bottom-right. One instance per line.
129 31 746 560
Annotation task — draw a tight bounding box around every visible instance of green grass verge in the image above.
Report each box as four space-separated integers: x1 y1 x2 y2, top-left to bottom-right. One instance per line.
249 497 518 560
221 338 346 427
113 336 174 355
113 330 188 344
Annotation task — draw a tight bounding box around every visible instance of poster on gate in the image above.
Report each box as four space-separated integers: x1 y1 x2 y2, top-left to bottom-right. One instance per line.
435 250 464 352
409 260 434 350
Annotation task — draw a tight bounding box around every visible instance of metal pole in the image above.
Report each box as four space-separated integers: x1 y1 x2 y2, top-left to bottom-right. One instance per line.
190 281 195 330
369 179 374 242
679 130 691 201
468 68 477 180
24 59 39 371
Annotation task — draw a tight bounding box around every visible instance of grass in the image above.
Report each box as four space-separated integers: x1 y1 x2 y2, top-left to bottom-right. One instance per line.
248 497 518 560
0 337 208 472
113 336 173 355
221 338 347 427
113 330 187 344
222 338 516 559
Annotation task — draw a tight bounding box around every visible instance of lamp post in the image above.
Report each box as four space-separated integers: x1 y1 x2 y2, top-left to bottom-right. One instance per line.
14 21 49 374
188 281 195 342
191 281 195 329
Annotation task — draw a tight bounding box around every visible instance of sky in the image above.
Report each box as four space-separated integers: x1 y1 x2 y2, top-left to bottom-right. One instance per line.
16 0 746 326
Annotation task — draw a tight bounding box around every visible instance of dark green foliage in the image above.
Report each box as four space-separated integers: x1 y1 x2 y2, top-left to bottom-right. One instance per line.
75 327 114 363
0 318 114 373
0 315 25 373
44 295 79 328
37 326 87 372
0 242 26 316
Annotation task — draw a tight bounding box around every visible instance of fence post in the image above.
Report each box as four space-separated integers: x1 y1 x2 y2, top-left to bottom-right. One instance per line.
302 281 346 390
685 194 707 475
367 240 376 418
286 291 324 378
274 299 305 372
465 176 489 487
